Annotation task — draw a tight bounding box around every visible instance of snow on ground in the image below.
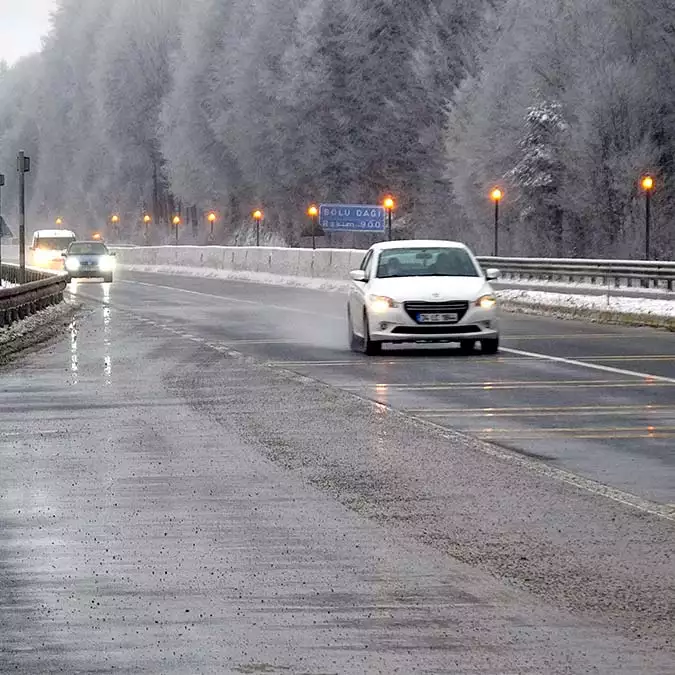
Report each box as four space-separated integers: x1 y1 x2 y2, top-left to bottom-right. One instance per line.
498 277 674 298
1 279 18 289
0 297 80 355
498 288 675 319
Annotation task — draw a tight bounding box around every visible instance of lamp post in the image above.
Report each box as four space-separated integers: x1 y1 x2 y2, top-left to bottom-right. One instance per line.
111 214 119 240
253 209 263 247
383 196 395 241
490 188 503 256
56 217 63 228
308 205 319 250
641 176 654 260
173 215 181 247
208 212 217 241
143 214 151 244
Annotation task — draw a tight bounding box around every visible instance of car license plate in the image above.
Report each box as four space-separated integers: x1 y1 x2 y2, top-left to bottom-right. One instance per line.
417 313 458 323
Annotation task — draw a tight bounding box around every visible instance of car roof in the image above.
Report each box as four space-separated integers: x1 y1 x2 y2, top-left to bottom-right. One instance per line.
370 240 470 252
70 240 106 246
34 229 77 238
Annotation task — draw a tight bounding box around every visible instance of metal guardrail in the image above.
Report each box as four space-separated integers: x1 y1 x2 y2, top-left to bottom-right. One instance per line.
0 263 68 328
477 257 675 291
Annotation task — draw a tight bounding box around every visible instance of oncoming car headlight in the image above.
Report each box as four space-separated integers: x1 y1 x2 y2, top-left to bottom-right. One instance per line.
475 294 497 310
65 257 80 272
368 295 399 313
33 249 51 265
98 255 116 272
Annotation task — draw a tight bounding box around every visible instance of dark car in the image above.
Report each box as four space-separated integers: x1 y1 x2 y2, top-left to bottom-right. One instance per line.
63 241 116 282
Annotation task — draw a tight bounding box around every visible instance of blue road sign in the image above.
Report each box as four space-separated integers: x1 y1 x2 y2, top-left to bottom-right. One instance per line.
319 204 385 233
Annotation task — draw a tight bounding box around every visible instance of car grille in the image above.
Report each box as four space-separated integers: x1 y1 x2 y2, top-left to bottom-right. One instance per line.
391 324 480 335
404 301 469 324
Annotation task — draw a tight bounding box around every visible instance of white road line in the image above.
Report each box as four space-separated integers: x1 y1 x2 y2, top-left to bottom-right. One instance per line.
502 347 675 384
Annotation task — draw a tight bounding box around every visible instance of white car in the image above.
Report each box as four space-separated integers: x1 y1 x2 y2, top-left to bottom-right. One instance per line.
29 229 77 269
347 240 500 355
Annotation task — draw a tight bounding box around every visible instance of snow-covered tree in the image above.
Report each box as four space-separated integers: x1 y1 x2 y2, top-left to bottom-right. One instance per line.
507 99 567 255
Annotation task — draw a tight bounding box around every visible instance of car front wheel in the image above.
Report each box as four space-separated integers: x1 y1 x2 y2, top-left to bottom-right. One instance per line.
362 312 382 356
347 308 361 353
459 340 475 355
481 336 499 354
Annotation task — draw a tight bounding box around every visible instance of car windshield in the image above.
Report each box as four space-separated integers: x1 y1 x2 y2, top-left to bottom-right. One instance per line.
35 237 76 250
376 247 479 278
68 242 109 255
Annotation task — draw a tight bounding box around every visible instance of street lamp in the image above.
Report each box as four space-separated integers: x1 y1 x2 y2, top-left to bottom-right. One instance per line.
111 214 119 225
253 209 263 247
208 212 217 239
308 205 319 250
173 214 181 247
490 188 503 256
383 196 395 241
55 217 63 227
641 176 654 260
143 214 151 244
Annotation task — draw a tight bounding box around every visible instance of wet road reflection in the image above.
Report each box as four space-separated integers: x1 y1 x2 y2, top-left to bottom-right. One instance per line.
69 321 78 383
67 280 114 385
103 284 112 384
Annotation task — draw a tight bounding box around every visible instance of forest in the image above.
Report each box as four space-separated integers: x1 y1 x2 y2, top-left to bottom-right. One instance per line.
0 0 673 257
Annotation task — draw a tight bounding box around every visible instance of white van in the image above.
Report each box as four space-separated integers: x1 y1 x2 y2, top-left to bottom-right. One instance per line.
30 229 77 269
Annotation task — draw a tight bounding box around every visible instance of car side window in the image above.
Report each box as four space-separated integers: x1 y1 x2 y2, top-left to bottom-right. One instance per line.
360 251 373 278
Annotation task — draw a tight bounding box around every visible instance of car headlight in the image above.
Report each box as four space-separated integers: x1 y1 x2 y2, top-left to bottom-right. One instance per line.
65 258 80 272
475 294 497 310
368 295 399 313
34 249 50 265
98 255 116 271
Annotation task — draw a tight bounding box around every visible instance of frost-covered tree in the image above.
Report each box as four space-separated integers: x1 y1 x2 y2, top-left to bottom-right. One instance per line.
446 0 675 257
507 100 567 255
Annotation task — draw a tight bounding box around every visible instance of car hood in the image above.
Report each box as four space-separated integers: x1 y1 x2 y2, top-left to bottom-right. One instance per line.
369 276 491 302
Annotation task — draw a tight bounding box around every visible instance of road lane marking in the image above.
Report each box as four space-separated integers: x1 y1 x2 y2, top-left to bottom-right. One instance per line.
502 347 675 385
578 355 675 362
409 404 674 414
503 333 647 340
413 406 675 418
342 379 674 392
474 431 675 440
466 425 675 434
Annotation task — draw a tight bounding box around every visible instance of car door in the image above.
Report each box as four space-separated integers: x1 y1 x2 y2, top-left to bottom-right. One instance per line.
349 250 374 334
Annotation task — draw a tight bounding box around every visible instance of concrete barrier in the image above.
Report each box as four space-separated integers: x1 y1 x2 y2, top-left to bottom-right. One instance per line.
113 245 365 283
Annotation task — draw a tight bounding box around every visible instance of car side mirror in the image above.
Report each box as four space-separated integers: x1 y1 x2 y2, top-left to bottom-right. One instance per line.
349 269 367 282
485 267 500 281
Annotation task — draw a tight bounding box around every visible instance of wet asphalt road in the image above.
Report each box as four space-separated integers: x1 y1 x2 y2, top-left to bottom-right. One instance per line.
1 269 674 673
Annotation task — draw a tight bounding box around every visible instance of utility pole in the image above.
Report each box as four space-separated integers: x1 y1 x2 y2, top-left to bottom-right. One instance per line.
17 151 30 283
